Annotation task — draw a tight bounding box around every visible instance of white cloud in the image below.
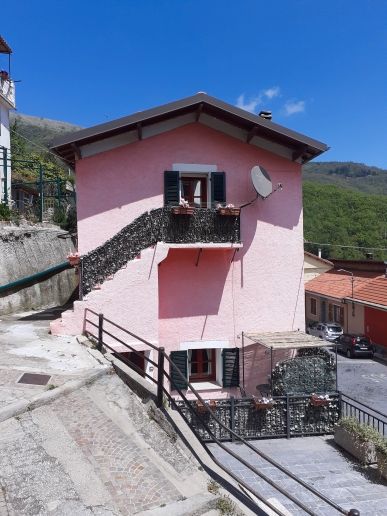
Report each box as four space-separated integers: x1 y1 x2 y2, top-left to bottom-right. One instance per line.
284 100 305 116
236 93 262 113
263 86 280 99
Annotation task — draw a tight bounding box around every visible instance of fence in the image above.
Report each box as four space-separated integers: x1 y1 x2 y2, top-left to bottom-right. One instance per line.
340 392 387 437
83 309 358 516
174 394 340 442
0 147 75 222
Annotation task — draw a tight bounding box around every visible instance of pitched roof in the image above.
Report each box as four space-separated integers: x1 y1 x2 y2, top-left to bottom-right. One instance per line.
350 276 387 308
304 251 333 267
305 270 379 301
51 92 328 166
0 35 12 54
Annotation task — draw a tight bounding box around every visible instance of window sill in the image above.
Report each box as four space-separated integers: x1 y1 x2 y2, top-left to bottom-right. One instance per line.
187 381 222 391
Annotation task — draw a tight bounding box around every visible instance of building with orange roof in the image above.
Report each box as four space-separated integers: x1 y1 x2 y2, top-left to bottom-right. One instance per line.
305 259 387 350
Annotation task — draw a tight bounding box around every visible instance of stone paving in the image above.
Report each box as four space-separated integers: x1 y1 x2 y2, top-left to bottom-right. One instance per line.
0 374 208 515
208 435 387 515
0 314 211 515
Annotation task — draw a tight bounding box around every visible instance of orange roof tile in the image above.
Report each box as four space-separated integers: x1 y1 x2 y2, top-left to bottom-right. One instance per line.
305 270 378 301
351 276 387 307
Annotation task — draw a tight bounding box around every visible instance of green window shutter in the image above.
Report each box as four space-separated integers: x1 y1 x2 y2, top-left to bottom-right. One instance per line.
211 172 226 206
222 348 240 388
170 350 188 390
164 170 180 206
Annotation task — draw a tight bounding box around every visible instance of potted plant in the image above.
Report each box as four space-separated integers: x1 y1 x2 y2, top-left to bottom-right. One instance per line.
310 393 331 407
217 203 241 216
334 417 378 465
67 252 80 267
252 396 274 410
376 439 387 480
172 198 195 216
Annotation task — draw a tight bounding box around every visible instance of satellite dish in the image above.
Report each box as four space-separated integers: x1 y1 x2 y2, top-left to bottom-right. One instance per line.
251 165 273 198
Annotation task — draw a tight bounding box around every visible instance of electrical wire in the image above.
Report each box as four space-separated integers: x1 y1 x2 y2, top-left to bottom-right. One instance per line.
9 127 73 166
304 241 387 252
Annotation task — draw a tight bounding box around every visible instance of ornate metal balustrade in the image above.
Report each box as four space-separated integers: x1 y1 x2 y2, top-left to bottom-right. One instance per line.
81 207 240 294
174 393 340 442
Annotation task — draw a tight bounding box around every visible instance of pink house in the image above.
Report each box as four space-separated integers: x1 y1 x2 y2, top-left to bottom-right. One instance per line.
51 93 327 398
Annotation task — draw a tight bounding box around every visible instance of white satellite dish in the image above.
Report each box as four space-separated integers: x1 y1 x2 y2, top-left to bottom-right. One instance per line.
251 165 273 199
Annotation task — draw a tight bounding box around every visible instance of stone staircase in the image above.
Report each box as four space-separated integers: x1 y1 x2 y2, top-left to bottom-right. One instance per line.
0 373 222 515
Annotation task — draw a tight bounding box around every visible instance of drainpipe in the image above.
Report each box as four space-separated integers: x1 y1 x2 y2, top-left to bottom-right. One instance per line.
0 261 72 294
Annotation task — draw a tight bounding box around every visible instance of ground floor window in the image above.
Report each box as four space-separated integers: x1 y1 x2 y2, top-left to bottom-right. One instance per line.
310 297 317 316
188 348 216 382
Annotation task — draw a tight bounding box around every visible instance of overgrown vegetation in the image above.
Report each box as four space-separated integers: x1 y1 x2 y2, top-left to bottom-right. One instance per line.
303 182 387 260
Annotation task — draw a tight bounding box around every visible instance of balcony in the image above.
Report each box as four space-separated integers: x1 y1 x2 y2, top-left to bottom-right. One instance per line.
160 207 241 244
0 78 15 107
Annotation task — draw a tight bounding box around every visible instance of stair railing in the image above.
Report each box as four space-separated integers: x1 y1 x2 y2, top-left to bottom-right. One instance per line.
84 308 360 516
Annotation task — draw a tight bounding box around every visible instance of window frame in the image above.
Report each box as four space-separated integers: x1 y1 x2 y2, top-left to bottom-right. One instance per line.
188 348 217 382
310 297 317 316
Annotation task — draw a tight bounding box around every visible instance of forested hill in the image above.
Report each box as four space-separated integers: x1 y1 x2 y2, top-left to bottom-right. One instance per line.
303 161 387 195
303 182 387 260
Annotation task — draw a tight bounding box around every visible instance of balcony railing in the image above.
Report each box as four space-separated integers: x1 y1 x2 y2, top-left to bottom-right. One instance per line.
81 207 241 294
0 79 15 107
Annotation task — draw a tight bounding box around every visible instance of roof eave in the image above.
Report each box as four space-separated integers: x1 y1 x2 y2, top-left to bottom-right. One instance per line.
51 93 328 166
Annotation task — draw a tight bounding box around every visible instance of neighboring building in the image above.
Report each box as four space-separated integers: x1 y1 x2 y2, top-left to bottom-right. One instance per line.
305 260 387 350
0 35 15 205
51 93 327 397
304 251 333 283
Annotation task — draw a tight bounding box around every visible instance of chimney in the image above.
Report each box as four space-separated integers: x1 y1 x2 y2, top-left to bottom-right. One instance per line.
318 248 322 258
365 252 374 260
259 110 272 120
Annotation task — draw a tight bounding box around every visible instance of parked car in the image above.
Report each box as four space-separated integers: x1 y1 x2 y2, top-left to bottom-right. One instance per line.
336 334 374 358
306 321 319 334
308 322 343 342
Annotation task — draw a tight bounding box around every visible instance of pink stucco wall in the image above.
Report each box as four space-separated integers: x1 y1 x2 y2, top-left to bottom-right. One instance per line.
55 122 305 395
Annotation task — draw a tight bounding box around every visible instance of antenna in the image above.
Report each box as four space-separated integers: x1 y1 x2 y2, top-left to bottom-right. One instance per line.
251 165 273 199
240 165 283 208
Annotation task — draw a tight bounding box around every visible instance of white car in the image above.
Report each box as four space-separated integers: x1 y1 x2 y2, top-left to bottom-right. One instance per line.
308 322 343 342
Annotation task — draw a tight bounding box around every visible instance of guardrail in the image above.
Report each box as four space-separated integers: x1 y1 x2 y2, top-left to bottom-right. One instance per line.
83 308 360 516
340 392 387 437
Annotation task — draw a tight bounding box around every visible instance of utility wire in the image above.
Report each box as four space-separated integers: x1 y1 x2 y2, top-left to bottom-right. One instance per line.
304 241 387 252
9 127 73 166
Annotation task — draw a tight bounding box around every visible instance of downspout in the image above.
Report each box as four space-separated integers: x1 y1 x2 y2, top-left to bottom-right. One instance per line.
0 261 72 294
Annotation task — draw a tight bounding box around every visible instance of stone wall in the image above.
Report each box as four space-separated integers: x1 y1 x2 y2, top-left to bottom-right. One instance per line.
0 223 78 314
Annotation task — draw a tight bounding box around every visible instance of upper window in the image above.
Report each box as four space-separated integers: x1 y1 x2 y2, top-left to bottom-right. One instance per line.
310 298 317 316
181 176 208 208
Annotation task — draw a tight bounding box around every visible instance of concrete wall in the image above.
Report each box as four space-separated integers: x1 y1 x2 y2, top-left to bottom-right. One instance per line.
0 223 78 314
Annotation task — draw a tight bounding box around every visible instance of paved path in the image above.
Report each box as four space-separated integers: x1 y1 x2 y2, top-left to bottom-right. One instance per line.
208 436 387 515
0 373 208 515
0 313 214 515
0 312 105 411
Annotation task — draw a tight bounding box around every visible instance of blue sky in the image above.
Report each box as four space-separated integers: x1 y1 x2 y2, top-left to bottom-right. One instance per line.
2 1 387 167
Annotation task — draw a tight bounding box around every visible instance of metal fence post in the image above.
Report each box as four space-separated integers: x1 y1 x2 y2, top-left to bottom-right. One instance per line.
230 396 235 441
3 148 8 205
157 347 165 408
286 394 291 439
98 313 103 351
38 163 44 222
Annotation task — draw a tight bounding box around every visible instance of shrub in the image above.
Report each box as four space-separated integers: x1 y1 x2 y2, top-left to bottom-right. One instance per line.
337 417 382 444
0 203 11 220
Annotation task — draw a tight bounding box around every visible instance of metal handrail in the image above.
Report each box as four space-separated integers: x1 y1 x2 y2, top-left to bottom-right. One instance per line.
340 392 387 437
84 309 359 516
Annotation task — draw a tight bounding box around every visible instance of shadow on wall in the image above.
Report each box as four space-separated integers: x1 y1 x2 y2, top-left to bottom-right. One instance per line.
242 342 294 397
158 248 231 318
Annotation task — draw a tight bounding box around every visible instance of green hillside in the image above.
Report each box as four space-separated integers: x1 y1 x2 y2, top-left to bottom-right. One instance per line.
303 161 387 195
9 113 81 182
303 182 387 260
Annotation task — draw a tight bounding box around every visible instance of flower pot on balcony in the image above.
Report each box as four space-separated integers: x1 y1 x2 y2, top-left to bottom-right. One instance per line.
310 394 331 407
68 252 80 267
172 206 195 216
195 400 208 414
218 207 240 216
252 398 274 410
334 425 377 465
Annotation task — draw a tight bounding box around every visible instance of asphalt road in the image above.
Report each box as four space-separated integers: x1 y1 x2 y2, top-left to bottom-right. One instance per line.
335 351 387 414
